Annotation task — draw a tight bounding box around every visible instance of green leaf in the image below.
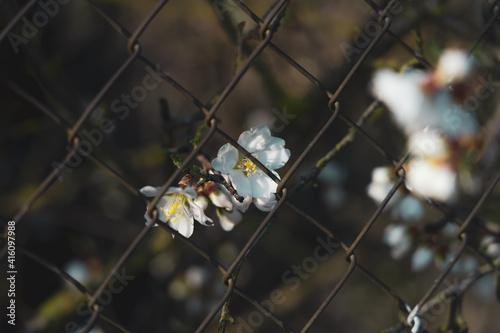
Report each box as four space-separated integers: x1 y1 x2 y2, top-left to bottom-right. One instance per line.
190 124 208 147
170 154 182 168
191 165 208 179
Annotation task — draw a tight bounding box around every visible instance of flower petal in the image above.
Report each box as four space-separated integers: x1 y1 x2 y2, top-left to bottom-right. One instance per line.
257 138 291 170
371 69 429 135
392 195 424 221
406 159 457 202
411 247 434 272
451 256 478 274
237 125 271 152
155 197 170 222
232 195 252 212
229 170 252 198
212 144 239 174
170 215 194 238
253 196 277 212
194 196 209 211
143 210 157 227
191 201 214 226
248 172 278 198
218 208 243 231
167 186 197 199
183 187 198 199
140 186 161 197
209 189 233 210
407 129 448 158
436 49 474 85
383 224 410 259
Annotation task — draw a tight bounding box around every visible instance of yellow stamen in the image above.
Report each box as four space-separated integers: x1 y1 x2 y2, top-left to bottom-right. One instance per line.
237 154 264 177
163 193 187 223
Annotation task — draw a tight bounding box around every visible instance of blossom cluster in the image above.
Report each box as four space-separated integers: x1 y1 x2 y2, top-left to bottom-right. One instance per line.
367 49 500 279
140 125 290 238
371 48 482 202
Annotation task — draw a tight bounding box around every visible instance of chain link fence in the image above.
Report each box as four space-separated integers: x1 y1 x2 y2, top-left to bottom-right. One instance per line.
1 0 500 332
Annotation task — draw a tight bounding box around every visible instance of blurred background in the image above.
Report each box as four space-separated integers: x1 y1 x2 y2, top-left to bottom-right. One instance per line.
1 0 500 332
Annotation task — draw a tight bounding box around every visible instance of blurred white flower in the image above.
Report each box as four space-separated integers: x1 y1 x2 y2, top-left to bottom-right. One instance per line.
407 128 449 158
442 222 458 237
366 166 401 206
367 166 424 221
474 273 496 300
411 246 434 272
383 224 411 259
391 195 424 221
439 251 479 274
372 68 430 135
405 128 458 202
486 243 500 258
371 49 482 203
212 125 290 210
318 162 347 184
371 48 479 138
406 159 457 202
451 255 478 274
140 186 213 238
185 266 209 290
63 259 91 286
481 235 500 258
318 162 347 207
434 49 475 86
434 239 480 274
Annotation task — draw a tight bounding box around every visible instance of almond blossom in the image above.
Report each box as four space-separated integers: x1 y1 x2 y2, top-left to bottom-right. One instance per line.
370 48 482 202
366 166 424 221
211 125 290 210
371 49 478 138
140 186 213 238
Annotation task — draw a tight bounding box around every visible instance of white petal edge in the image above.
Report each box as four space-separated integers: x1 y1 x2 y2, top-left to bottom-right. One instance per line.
212 144 239 174
237 125 272 152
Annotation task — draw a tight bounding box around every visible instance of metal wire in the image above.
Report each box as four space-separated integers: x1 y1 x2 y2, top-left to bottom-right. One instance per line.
1 0 499 332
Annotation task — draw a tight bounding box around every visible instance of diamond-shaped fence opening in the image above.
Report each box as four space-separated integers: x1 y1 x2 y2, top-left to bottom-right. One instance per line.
1 0 500 332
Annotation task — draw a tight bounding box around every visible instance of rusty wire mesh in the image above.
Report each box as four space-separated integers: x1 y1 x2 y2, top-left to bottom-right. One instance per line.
1 0 500 332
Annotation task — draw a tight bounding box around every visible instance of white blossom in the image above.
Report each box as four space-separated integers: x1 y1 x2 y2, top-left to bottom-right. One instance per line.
406 158 457 202
435 49 475 85
481 235 500 258
366 166 400 206
212 125 290 210
367 166 425 221
405 128 458 202
383 224 411 259
391 195 424 222
371 49 479 138
372 68 430 135
411 246 434 272
140 186 213 238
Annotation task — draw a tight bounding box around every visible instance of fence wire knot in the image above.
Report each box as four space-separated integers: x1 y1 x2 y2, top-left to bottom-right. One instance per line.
407 304 421 333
